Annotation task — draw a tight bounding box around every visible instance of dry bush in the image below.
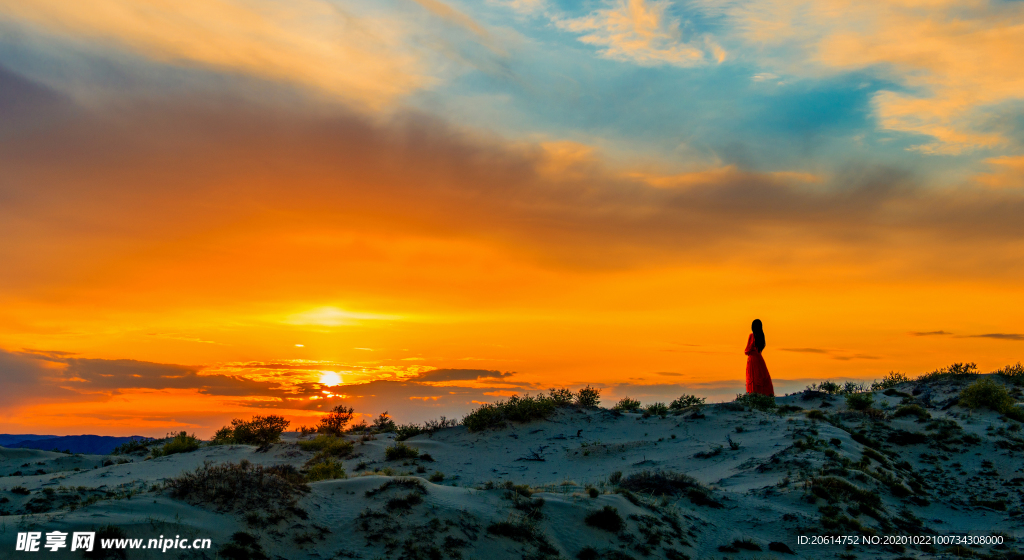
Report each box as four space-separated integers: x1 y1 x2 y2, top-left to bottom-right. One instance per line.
317 405 355 436
165 460 308 512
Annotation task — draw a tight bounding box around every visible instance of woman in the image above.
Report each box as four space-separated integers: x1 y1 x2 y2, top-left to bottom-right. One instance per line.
745 319 775 396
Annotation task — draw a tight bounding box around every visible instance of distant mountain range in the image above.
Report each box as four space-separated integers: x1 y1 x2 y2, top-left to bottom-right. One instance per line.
0 434 153 455
0 434 57 446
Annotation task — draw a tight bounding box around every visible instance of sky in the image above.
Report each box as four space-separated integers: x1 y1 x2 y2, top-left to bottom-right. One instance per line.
1 0 1023 437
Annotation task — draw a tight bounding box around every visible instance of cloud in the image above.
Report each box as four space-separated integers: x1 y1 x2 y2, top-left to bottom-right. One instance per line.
910 330 951 336
974 155 1024 190
832 354 880 361
11 349 282 397
964 333 1024 341
3 67 1024 290
711 0 1024 155
496 0 546 14
0 0 431 109
556 0 724 67
414 368 515 382
0 349 65 407
411 0 491 41
780 348 878 360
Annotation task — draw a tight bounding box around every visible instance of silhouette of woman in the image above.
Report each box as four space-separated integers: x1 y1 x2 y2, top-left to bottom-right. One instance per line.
745 319 775 396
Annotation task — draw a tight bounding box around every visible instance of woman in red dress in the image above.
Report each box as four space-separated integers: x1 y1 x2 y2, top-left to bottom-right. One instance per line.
745 319 774 396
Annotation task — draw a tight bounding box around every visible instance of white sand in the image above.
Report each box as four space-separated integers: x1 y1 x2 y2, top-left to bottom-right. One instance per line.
2 375 1022 559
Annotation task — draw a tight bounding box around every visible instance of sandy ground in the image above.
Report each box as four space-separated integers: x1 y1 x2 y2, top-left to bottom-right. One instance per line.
2 375 1023 559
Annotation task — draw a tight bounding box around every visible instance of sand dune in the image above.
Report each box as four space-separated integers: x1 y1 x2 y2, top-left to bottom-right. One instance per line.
2 375 1023 559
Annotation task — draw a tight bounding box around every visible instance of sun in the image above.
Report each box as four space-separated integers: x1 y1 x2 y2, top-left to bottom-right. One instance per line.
319 371 342 386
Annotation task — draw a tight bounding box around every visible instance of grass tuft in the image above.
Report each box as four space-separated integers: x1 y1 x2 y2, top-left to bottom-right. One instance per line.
959 377 1015 412
845 392 874 411
735 392 776 411
384 442 420 461
613 397 642 413
150 432 201 457
892 404 930 420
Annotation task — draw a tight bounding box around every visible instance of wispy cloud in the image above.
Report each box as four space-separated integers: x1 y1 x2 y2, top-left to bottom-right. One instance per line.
556 0 725 67
712 0 1024 155
910 330 952 336
415 368 515 382
963 333 1024 341
0 0 431 108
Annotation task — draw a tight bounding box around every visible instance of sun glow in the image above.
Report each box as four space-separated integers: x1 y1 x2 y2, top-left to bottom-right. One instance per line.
319 371 342 386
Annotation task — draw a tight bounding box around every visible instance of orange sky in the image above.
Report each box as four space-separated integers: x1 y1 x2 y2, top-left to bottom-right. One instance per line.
1 0 1023 437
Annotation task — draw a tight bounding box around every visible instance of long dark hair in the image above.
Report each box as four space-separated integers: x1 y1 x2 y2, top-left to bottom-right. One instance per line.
752 319 766 352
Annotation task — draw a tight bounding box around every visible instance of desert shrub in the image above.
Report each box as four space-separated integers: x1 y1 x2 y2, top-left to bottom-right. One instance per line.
694 446 723 458
372 412 397 433
807 381 842 395
213 415 290 446
960 378 1015 413
298 434 354 458
588 487 599 498
384 442 420 461
806 409 827 421
210 426 236 445
462 393 557 432
892 404 930 420
810 477 881 509
643 402 669 418
422 416 460 434
306 459 346 482
736 392 776 411
1005 406 1024 422
487 519 537 541
429 471 445 482
585 505 624 532
996 362 1024 385
110 438 156 456
395 424 425 441
614 470 720 509
83 525 129 560
575 386 602 407
549 388 575 406
609 471 623 485
151 432 201 457
845 392 874 411
165 460 309 512
669 394 706 410
871 371 910 391
346 420 369 434
806 380 864 395
317 405 355 436
732 539 762 551
10 486 30 495
620 470 708 497
613 397 642 413
365 478 427 498
919 362 978 382
217 532 269 560
384 492 423 511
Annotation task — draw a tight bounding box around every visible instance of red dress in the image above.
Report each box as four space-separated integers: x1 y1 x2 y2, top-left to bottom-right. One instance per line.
745 333 775 396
